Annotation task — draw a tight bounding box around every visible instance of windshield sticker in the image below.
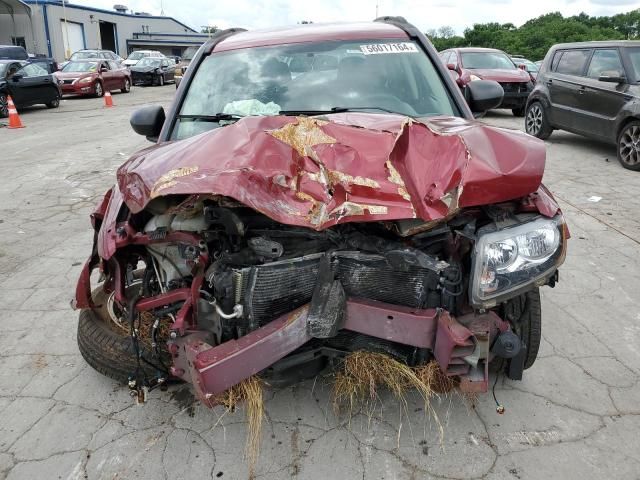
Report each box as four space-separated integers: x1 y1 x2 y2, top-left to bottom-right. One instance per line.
359 43 418 55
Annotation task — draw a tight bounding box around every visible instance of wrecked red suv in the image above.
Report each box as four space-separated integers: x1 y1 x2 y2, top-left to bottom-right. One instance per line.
74 18 567 405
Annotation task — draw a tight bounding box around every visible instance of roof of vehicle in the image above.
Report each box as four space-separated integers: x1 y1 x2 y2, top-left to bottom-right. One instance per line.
551 40 640 49
450 47 507 53
214 22 408 53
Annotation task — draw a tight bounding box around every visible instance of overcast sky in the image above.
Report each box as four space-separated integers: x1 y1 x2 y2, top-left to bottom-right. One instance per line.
72 0 640 34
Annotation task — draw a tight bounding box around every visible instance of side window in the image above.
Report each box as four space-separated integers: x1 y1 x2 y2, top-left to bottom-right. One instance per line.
587 49 624 79
21 63 48 77
555 49 591 76
440 51 451 64
108 61 118 70
551 51 562 71
449 51 458 66
162 60 169 67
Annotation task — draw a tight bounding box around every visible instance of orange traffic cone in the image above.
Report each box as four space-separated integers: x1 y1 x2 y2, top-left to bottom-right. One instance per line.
7 96 24 129
104 91 113 108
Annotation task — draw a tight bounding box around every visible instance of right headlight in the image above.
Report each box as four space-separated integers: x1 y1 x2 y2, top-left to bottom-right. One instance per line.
470 216 567 308
469 74 482 81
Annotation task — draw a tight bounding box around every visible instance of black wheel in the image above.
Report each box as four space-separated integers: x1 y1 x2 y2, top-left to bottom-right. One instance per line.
77 286 169 384
158 74 164 87
46 96 60 109
94 82 104 97
525 101 553 140
0 93 7 117
512 106 525 117
617 121 640 171
121 78 131 93
503 289 541 370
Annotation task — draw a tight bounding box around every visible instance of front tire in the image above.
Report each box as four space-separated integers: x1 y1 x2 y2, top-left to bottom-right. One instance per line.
77 287 165 384
525 101 553 140
46 95 60 109
504 289 541 370
0 93 8 117
617 121 640 171
158 74 164 87
94 82 104 98
121 78 131 94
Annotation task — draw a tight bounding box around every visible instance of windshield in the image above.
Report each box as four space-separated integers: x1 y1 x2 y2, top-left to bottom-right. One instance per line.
71 51 102 60
172 39 458 140
462 51 516 70
137 58 161 67
128 51 147 60
513 58 538 72
182 46 199 61
62 61 99 72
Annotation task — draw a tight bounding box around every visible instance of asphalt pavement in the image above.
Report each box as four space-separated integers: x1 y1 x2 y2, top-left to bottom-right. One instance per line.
1 86 639 480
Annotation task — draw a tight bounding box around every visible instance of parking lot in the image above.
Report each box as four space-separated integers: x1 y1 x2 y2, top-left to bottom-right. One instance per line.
1 85 639 480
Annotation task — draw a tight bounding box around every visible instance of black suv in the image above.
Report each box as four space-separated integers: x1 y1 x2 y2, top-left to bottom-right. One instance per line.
526 41 640 171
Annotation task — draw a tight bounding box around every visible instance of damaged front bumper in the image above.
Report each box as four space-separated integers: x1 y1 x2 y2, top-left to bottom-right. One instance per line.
171 298 509 406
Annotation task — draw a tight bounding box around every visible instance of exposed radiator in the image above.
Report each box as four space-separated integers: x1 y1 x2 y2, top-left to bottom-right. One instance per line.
234 251 442 325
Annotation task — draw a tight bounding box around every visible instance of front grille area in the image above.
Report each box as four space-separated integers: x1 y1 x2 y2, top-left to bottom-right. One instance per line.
500 82 527 93
62 79 75 84
234 252 441 325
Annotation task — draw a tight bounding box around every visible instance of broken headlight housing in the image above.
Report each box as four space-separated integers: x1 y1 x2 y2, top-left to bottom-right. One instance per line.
470 216 566 307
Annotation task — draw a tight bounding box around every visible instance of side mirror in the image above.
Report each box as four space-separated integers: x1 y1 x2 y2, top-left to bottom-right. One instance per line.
100 66 108 73
465 80 504 113
130 105 165 142
599 71 626 84
518 64 527 71
11 73 23 81
446 63 457 71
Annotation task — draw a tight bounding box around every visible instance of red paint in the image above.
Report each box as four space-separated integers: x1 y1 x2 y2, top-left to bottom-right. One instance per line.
112 114 551 239
212 22 407 53
175 300 505 403
54 60 130 96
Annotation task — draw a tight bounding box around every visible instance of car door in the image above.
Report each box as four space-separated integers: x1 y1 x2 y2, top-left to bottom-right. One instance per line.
99 61 115 90
546 48 592 132
162 59 174 81
108 61 124 88
8 62 53 106
578 48 630 141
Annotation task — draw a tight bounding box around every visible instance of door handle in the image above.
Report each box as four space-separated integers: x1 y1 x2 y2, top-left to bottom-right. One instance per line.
578 86 586 94
545 79 553 86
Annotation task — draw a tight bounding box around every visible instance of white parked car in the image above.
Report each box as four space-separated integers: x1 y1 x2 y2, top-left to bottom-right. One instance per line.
123 50 165 67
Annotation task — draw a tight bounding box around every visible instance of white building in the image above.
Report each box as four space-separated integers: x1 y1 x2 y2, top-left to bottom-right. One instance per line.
0 0 209 61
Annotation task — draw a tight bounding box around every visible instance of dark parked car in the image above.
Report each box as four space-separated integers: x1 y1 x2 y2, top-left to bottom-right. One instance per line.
441 47 533 116
0 60 60 117
54 60 131 97
0 45 29 60
73 19 567 408
0 45 58 74
130 57 174 86
526 41 640 171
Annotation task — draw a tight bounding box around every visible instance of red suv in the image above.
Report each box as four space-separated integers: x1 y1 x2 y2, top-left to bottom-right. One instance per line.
54 59 131 97
441 47 533 116
73 18 567 407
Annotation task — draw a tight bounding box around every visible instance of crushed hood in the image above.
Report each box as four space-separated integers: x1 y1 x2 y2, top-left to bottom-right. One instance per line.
469 69 531 82
117 113 548 230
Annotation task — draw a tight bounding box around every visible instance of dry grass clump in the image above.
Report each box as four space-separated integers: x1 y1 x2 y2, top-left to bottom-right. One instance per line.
414 361 456 394
216 376 264 478
331 351 445 443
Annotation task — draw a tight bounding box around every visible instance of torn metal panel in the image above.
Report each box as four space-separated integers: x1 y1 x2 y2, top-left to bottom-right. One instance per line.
114 113 551 236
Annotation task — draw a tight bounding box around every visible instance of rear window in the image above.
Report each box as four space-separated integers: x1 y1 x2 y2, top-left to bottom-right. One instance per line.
0 46 28 60
554 50 591 76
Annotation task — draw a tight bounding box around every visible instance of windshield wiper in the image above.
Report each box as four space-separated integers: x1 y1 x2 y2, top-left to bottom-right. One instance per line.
177 113 245 122
279 106 413 117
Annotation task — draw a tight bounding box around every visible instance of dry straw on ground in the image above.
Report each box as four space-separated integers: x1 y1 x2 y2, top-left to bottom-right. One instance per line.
331 351 447 443
216 376 264 478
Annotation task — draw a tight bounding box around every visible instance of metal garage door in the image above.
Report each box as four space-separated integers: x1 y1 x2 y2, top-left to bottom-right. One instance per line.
60 21 85 58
